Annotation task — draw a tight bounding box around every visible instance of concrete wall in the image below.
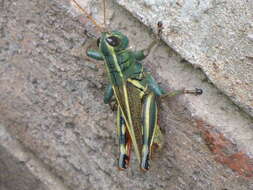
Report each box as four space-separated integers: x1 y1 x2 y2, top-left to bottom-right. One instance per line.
0 0 252 189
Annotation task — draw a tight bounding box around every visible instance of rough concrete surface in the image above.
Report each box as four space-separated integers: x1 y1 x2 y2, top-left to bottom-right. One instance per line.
117 0 253 118
0 125 69 190
0 0 253 190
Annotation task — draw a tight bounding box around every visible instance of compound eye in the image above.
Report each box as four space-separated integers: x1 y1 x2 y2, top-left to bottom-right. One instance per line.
97 38 100 47
106 36 121 47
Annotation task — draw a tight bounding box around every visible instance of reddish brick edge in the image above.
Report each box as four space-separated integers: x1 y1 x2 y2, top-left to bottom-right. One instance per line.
196 120 253 178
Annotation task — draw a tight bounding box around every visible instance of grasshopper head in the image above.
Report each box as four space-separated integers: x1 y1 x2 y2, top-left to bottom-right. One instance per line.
98 31 129 55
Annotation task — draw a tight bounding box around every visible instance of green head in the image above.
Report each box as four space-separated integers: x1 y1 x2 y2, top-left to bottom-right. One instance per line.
97 31 129 55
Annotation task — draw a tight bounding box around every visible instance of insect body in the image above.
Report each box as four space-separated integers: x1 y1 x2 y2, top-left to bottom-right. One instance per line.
71 0 202 171
86 28 202 170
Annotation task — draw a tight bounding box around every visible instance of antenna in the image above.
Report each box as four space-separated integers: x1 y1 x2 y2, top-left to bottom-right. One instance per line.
70 0 104 32
103 0 106 29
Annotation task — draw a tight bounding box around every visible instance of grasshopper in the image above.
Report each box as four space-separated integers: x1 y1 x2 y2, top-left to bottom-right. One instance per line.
70 0 202 171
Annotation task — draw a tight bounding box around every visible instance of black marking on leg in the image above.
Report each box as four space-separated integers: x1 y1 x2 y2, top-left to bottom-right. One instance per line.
141 152 150 171
195 88 203 95
118 154 129 170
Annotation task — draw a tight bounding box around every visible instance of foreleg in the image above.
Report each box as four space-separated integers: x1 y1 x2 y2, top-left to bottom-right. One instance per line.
133 21 164 61
86 49 104 61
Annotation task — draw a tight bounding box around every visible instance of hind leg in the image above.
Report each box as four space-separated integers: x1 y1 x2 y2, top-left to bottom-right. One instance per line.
141 92 159 171
117 105 132 170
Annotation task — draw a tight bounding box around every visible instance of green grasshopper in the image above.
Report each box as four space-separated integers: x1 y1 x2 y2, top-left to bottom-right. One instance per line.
71 0 202 171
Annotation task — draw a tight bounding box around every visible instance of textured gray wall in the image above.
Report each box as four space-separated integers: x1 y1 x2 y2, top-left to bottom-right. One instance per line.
0 0 253 189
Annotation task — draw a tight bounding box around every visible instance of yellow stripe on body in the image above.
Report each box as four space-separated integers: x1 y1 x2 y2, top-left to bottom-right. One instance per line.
116 105 125 154
106 44 141 163
144 94 152 142
149 97 158 152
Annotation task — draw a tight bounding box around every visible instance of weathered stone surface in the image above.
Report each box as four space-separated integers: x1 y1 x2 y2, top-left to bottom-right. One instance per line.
0 0 253 189
0 125 68 190
0 144 47 190
116 0 253 118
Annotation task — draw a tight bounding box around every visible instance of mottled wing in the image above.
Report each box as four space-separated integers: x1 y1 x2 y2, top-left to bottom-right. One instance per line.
112 81 143 163
126 81 143 155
